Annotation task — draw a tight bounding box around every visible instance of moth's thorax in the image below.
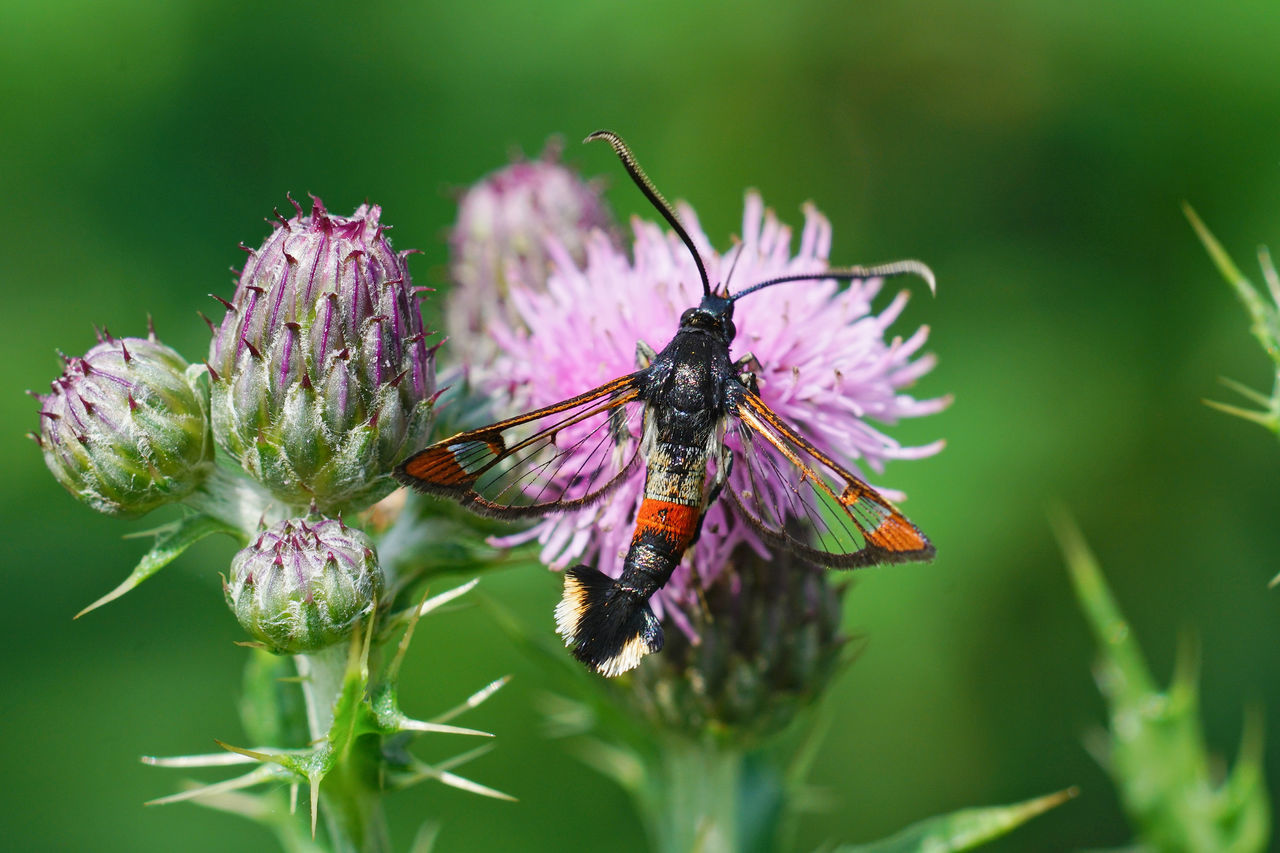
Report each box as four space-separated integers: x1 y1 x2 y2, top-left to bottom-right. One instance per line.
647 328 731 425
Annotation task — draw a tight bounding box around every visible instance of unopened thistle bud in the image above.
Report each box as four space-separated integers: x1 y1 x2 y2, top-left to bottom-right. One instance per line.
224 515 382 655
209 197 435 515
33 331 212 517
447 143 615 367
628 546 849 741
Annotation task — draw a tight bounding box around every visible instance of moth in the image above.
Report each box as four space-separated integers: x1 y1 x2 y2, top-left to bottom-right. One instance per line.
395 130 935 676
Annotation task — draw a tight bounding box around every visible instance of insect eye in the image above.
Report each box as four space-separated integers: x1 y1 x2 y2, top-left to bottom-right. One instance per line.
679 308 697 326
723 319 736 340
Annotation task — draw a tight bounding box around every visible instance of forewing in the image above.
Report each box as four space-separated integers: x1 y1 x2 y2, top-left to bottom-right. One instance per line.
395 374 645 518
727 385 934 567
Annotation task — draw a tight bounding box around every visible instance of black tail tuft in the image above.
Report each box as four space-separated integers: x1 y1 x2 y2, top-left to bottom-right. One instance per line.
554 565 663 677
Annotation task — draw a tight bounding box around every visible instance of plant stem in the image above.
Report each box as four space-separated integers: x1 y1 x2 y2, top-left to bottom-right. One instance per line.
296 645 391 853
184 456 282 533
643 735 774 853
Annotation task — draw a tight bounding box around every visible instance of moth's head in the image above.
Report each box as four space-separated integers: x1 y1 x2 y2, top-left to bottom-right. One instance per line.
681 292 736 342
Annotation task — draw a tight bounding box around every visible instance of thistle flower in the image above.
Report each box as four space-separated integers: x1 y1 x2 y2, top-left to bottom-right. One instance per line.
471 192 946 639
209 196 435 515
33 329 212 517
224 514 382 654
446 142 616 369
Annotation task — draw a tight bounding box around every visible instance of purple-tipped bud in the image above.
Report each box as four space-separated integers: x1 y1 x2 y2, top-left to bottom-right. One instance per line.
209 197 435 514
35 334 213 517
447 142 616 368
224 514 382 655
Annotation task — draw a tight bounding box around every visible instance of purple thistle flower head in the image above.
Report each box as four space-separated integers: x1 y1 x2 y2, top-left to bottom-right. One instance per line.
447 142 616 369
224 513 382 655
34 328 213 517
470 192 947 639
209 196 436 515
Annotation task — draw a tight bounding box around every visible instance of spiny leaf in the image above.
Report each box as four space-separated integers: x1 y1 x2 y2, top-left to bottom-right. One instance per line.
76 513 237 617
327 616 376 757
832 788 1076 853
1052 509 1271 853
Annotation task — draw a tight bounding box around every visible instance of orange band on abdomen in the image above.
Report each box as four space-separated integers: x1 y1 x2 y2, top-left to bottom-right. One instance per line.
631 498 701 549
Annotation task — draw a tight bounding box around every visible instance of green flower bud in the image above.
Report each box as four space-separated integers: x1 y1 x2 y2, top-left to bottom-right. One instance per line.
33 331 213 517
209 196 436 515
447 142 616 368
225 515 382 655
627 546 848 742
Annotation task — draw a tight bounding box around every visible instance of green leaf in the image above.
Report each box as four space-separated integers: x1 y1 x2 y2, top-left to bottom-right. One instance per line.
76 512 238 617
832 788 1076 853
240 648 310 749
1051 509 1271 853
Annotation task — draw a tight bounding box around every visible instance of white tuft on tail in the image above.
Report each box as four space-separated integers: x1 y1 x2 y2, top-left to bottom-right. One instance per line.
554 565 663 676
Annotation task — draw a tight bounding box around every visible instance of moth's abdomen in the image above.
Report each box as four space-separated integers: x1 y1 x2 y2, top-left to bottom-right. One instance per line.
554 443 710 677
632 498 700 553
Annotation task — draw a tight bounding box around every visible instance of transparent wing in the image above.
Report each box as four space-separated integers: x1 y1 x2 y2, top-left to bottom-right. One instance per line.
395 373 645 518
726 385 934 567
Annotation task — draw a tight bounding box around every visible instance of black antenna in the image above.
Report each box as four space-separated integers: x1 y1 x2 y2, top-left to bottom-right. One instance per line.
586 130 711 298
730 260 936 302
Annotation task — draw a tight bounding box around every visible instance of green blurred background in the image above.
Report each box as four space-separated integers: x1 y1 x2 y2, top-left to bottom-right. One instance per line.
4 1 1279 849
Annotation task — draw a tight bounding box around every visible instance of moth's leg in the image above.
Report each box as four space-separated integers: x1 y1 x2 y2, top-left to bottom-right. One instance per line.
636 340 657 370
734 352 763 394
690 443 733 547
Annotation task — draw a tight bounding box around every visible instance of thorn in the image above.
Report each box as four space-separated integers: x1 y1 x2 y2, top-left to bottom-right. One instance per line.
146 314 157 340
119 340 131 363
310 778 320 839
1203 398 1278 428
210 293 235 312
245 342 262 360
205 362 220 382
271 208 291 228
1217 376 1274 408
198 311 216 333
287 193 304 218
388 369 409 388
